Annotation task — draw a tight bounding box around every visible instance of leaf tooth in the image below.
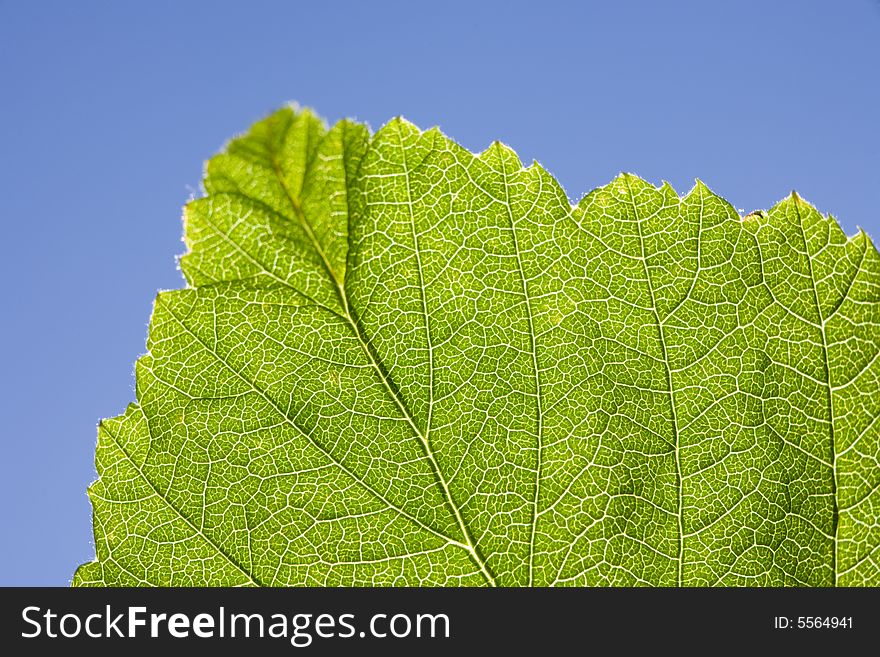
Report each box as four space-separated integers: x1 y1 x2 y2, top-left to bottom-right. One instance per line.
478 140 523 177
378 114 421 136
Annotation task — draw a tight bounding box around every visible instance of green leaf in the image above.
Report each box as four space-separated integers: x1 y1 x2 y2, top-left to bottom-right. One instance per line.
74 106 880 587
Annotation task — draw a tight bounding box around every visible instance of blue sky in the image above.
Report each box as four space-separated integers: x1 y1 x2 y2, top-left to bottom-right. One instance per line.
1 0 878 585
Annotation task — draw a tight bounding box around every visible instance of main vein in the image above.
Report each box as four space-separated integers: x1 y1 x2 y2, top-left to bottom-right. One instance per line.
267 130 497 586
161 302 469 559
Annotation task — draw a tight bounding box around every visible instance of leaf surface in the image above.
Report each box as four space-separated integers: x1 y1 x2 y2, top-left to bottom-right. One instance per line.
75 107 880 586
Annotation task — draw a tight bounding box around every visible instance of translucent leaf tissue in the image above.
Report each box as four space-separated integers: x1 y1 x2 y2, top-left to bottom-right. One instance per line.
75 106 880 587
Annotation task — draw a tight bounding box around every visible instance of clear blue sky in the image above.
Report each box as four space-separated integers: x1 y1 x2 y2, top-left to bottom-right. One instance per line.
1 0 878 586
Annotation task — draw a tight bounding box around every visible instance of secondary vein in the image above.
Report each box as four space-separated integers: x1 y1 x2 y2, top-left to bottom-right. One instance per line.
496 147 545 587
794 200 839 586
626 176 685 587
101 409 261 586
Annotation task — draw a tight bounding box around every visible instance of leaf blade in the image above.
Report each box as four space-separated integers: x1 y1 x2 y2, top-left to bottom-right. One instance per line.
76 107 880 587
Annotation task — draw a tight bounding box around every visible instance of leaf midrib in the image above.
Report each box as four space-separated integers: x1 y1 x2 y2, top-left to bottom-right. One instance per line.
159 298 472 549
259 128 499 585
